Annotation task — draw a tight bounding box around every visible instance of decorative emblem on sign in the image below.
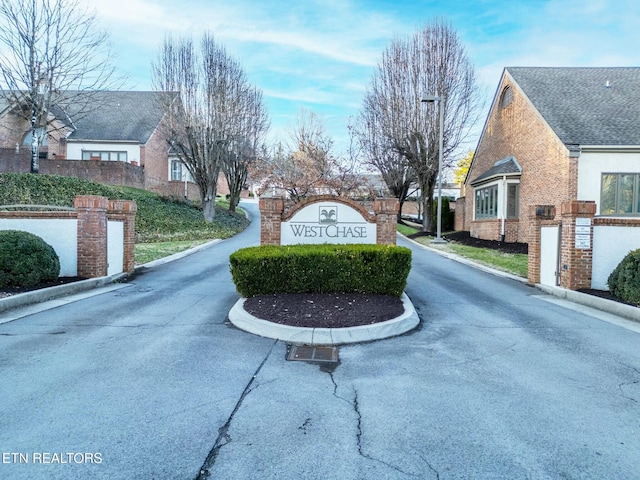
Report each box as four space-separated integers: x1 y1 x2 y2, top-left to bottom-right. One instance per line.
319 206 337 224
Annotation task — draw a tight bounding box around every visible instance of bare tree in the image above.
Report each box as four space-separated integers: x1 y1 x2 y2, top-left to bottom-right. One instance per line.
223 87 269 212
253 109 366 202
0 0 123 173
153 33 264 222
351 113 415 219
357 19 480 231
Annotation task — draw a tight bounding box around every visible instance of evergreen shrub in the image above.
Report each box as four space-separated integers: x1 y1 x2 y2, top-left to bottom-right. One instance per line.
230 244 412 297
0 230 60 288
608 249 640 305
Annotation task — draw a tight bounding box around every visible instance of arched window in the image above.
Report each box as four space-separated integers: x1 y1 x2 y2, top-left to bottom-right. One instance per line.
22 127 48 146
500 86 514 109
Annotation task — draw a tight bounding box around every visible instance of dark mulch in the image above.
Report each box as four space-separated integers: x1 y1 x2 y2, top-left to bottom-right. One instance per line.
0 277 86 299
407 229 528 255
243 293 404 328
577 288 639 307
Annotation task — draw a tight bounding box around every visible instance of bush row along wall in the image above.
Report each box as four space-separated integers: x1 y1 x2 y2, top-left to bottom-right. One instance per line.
0 195 137 278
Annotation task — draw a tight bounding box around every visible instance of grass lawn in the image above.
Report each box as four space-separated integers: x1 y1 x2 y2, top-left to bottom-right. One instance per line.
397 223 528 278
134 240 212 265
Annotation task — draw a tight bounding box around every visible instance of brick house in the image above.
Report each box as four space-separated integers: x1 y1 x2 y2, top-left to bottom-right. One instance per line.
460 67 640 243
0 90 203 200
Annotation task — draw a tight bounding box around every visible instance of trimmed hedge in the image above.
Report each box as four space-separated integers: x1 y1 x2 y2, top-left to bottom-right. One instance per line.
0 230 60 288
608 249 640 305
229 244 412 297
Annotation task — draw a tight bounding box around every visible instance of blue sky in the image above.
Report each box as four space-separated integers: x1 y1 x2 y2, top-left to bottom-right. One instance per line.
87 0 640 158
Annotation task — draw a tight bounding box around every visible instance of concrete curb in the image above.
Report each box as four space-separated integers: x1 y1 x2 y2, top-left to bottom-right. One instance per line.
228 292 420 345
0 274 126 313
399 232 640 324
536 283 640 323
0 238 223 313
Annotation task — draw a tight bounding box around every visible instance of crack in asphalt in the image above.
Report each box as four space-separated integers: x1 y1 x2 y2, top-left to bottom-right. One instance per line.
327 370 425 477
618 381 639 402
195 339 277 480
415 451 441 480
618 364 640 403
352 389 423 478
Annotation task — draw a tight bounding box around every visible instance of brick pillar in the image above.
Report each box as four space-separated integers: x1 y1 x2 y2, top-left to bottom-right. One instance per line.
559 200 597 290
259 194 284 245
108 199 138 273
374 197 399 245
75 195 109 278
527 205 556 285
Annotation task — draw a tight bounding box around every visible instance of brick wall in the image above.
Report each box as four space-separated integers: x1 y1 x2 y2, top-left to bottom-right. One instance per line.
470 218 520 242
464 72 574 243
559 200 596 290
259 194 398 246
74 196 109 278
527 205 557 285
0 195 137 278
527 201 597 290
0 149 146 188
454 197 465 231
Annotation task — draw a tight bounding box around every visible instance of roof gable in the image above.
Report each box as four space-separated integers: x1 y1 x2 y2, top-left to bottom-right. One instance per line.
65 91 175 144
507 67 640 146
471 156 522 186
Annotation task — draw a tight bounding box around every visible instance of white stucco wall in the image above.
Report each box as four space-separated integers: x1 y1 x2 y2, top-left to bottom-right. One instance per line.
592 226 640 290
577 150 640 214
65 142 141 164
0 219 78 276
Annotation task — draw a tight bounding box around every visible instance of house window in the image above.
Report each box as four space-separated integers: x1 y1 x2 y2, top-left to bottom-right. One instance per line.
22 127 48 146
500 86 514 109
81 151 127 161
475 185 499 219
170 160 182 181
507 183 520 218
601 173 640 215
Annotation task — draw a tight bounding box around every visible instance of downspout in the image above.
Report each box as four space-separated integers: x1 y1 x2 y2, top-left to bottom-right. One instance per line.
500 175 507 242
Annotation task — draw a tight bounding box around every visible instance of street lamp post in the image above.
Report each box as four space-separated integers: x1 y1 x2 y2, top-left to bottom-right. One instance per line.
421 94 446 243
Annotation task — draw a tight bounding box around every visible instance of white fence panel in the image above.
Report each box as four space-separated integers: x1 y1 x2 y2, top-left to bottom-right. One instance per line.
540 225 559 286
107 220 124 276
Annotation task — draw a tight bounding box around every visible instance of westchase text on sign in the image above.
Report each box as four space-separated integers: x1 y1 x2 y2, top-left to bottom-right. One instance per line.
281 201 376 245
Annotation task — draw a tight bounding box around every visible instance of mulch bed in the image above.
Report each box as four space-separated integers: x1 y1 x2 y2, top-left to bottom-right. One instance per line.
0 277 86 299
243 293 405 328
407 228 529 255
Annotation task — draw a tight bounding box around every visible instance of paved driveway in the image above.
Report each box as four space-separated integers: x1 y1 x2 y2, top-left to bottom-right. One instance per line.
1 201 639 479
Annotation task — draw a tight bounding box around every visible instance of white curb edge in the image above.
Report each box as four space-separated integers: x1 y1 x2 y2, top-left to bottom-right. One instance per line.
228 292 420 345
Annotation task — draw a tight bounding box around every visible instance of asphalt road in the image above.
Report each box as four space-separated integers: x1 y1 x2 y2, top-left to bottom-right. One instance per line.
1 200 640 480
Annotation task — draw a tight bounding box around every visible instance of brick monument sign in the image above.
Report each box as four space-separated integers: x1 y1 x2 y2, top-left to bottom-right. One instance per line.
259 194 399 246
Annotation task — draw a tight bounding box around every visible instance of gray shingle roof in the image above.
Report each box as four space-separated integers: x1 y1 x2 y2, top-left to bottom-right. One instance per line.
65 91 175 143
471 156 522 185
0 90 177 144
507 67 640 146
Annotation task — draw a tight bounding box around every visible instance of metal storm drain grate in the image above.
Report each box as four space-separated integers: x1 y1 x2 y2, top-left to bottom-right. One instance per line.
286 345 339 363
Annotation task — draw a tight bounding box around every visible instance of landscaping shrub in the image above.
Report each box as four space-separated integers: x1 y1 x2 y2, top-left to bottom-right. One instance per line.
608 249 640 304
0 230 60 288
230 244 412 297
